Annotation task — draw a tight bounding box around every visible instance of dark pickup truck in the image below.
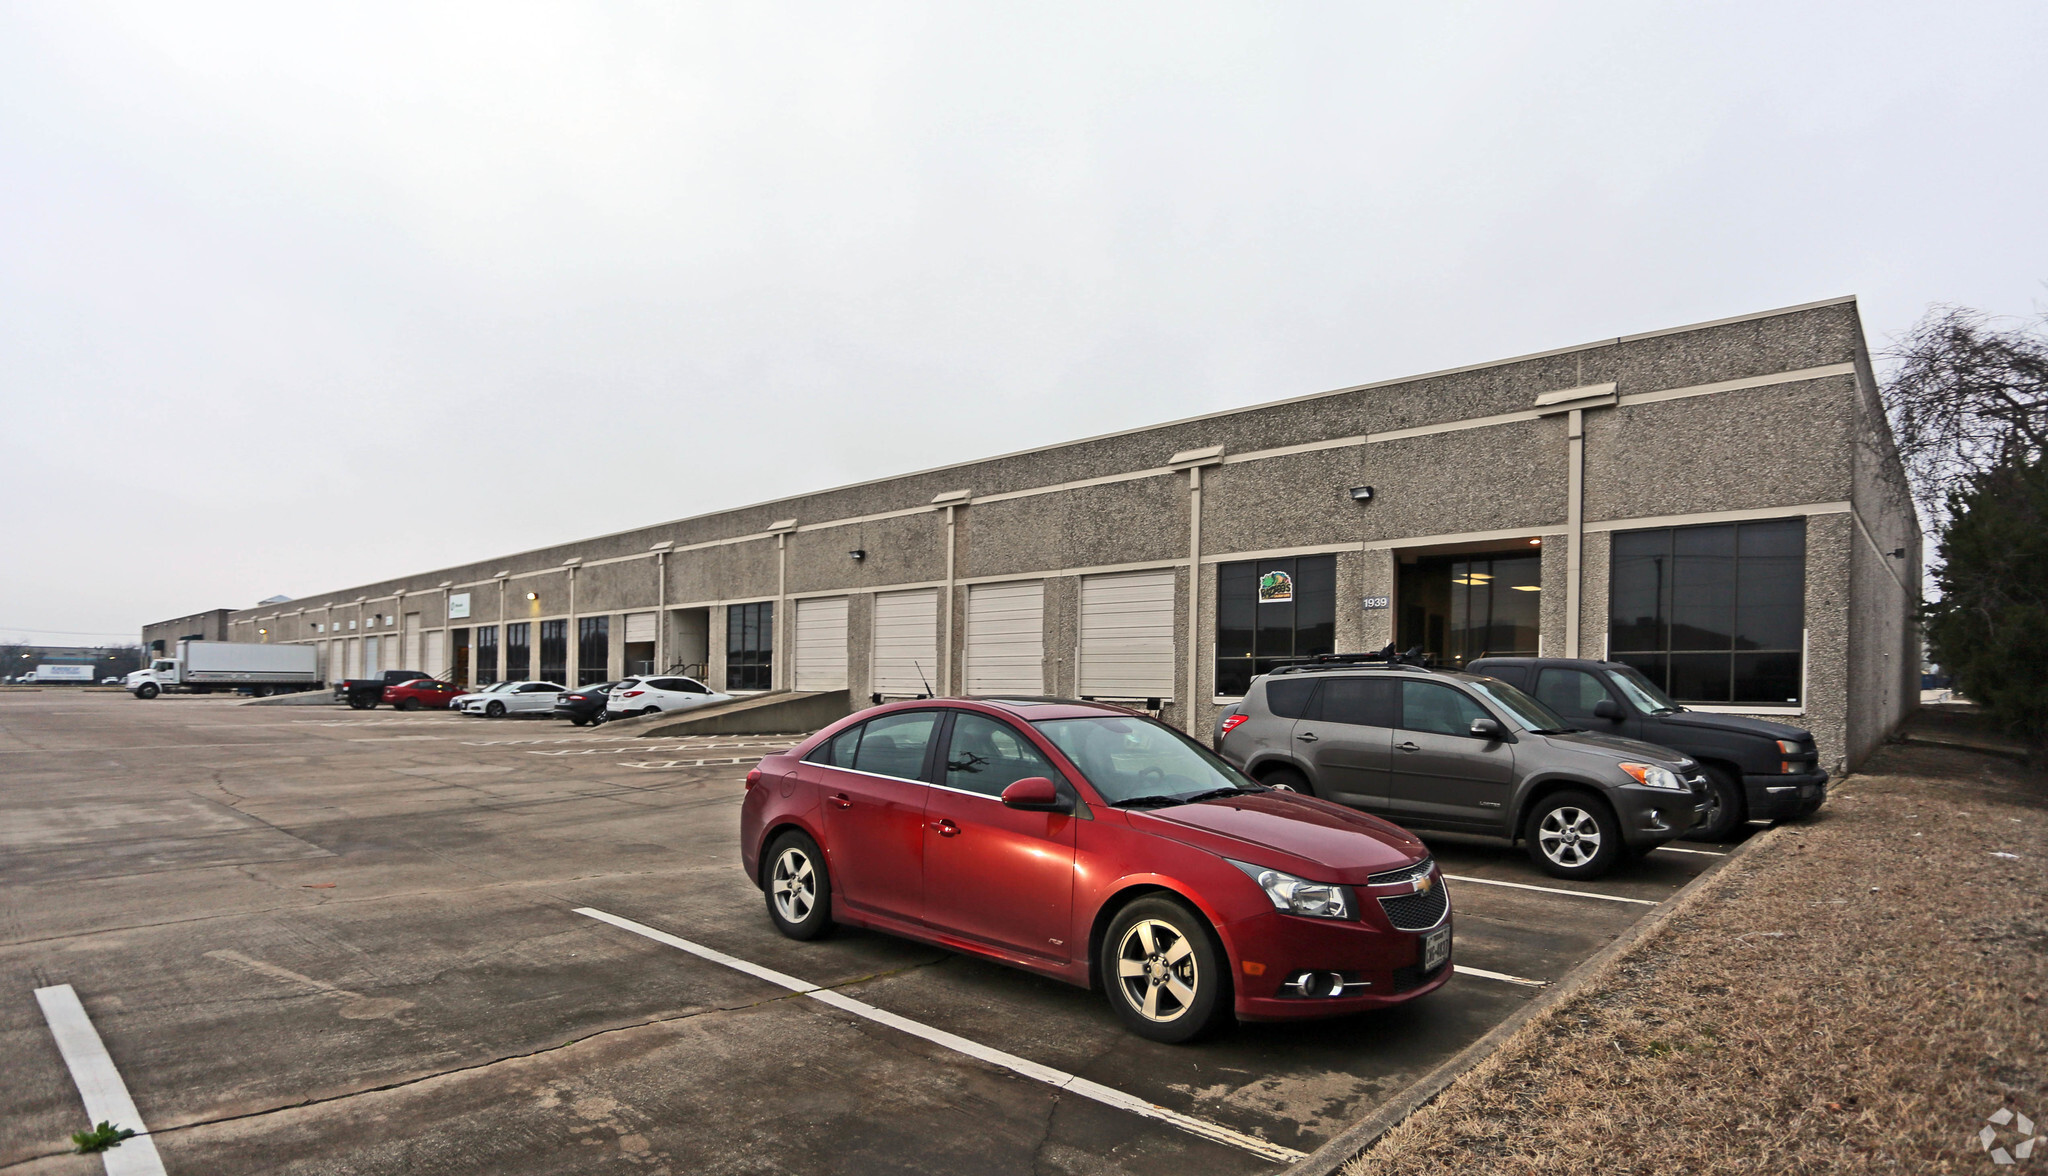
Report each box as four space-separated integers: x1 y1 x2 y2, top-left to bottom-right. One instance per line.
1467 656 1827 841
334 670 430 710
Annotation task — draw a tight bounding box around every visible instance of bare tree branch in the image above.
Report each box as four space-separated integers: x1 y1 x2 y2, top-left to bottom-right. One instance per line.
1882 305 2048 524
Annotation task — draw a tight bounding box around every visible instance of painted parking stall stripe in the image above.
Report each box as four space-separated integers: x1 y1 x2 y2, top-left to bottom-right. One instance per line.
575 907 1306 1164
1443 874 1660 906
34 985 167 1176
1453 965 1547 988
1652 845 1727 857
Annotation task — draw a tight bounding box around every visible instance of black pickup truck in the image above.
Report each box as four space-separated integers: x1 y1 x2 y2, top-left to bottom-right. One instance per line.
1467 657 1827 841
334 669 430 710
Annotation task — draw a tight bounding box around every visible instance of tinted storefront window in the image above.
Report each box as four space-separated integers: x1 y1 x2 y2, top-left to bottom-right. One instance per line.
577 616 610 686
505 622 531 681
474 625 498 685
1609 518 1805 705
539 620 567 686
1215 555 1335 697
727 601 774 691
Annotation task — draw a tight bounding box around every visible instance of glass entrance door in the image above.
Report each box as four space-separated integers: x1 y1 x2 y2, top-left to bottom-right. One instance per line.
1397 551 1541 667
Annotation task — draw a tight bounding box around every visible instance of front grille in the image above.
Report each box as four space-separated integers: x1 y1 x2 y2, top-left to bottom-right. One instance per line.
1368 856 1435 887
1378 887 1449 931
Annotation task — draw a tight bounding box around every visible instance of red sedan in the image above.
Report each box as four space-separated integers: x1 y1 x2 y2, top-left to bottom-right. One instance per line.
381 678 464 711
740 698 1452 1042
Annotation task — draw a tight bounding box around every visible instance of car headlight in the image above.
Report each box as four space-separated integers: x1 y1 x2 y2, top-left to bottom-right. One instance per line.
1618 762 1687 791
1228 859 1354 920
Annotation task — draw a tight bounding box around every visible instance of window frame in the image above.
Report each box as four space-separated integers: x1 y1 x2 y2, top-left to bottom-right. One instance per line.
1606 518 1806 708
1213 554 1337 700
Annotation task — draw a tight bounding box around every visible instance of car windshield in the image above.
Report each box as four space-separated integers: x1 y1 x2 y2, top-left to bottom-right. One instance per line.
1033 716 1259 806
1464 677 1576 734
1607 665 1682 714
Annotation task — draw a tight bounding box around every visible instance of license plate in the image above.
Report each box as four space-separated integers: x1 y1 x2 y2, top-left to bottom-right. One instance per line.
1422 926 1451 972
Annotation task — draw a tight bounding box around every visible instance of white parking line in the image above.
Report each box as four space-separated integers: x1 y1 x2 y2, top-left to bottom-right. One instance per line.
575 908 1305 1164
1454 964 1546 988
1652 845 1726 857
33 985 168 1176
1443 874 1661 906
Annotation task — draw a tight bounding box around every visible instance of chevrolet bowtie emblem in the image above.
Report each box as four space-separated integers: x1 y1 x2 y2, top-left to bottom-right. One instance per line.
1413 874 1433 896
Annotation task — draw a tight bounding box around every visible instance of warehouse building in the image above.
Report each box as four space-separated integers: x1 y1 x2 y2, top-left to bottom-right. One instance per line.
148 297 1919 773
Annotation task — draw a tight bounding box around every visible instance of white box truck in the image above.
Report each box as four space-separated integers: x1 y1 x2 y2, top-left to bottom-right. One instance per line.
31 664 96 684
127 640 321 698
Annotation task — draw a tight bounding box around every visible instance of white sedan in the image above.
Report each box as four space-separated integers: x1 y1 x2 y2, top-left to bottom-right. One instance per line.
460 681 566 717
449 681 518 712
604 676 732 718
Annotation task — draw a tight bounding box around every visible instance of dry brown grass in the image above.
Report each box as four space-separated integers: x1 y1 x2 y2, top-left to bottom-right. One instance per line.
1343 736 2048 1175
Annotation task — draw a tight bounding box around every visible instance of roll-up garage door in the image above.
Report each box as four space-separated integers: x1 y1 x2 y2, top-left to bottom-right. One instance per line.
871 589 938 696
402 613 421 671
1079 570 1176 701
794 597 849 691
965 581 1044 695
424 630 446 678
624 612 657 643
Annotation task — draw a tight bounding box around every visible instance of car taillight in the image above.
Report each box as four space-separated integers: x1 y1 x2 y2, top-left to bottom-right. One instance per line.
744 768 763 791
620 690 644 698
1219 714 1248 737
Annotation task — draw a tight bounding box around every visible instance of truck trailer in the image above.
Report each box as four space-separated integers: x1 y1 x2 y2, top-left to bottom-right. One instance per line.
30 664 97 684
127 641 321 698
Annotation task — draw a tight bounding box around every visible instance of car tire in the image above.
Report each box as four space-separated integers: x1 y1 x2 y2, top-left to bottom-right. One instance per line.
590 710 608 726
641 707 660 718
762 829 833 940
396 699 418 712
1695 765 1746 842
135 683 159 700
1524 790 1625 880
569 716 589 727
347 694 373 710
485 700 506 718
1100 894 1230 1044
1261 765 1315 798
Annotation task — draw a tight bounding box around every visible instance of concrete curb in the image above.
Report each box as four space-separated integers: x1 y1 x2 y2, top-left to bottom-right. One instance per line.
1284 821 1793 1176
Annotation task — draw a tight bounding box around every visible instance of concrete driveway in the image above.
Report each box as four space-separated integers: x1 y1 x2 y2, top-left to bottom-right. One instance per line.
1 692 1740 1174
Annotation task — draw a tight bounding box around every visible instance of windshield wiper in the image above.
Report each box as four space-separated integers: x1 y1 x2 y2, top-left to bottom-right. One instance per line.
1178 787 1257 803
1114 794 1191 808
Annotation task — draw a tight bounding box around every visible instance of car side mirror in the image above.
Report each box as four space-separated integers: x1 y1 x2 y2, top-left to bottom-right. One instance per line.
1593 698 1625 721
1469 717 1506 740
1000 776 1069 812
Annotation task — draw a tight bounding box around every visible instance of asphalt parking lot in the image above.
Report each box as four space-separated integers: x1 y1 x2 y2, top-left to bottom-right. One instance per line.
1 691 1747 1174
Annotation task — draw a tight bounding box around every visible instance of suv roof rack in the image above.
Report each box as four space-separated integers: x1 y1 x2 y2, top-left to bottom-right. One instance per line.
1265 645 1438 676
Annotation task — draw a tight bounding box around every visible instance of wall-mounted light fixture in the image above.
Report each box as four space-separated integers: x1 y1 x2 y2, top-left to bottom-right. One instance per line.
1348 486 1375 502
526 592 539 601
849 549 867 562
258 628 268 636
1889 548 1906 559
1529 538 1543 546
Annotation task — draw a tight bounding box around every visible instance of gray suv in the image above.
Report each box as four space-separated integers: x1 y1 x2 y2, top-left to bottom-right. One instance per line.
1212 657 1709 879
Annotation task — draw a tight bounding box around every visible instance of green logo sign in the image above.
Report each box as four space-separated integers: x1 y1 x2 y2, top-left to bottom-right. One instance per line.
1258 570 1294 603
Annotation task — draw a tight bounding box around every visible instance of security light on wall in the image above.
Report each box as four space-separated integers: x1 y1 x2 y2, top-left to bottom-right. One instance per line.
849 549 867 561
1529 538 1543 546
1348 486 1375 502
526 592 538 601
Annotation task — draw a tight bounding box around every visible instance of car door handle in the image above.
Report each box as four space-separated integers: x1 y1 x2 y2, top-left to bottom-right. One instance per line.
1296 732 1319 743
930 818 960 837
828 792 852 809
1397 741 1420 752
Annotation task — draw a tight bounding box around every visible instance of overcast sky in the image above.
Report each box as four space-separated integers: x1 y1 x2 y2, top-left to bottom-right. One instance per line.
2 2 2042 644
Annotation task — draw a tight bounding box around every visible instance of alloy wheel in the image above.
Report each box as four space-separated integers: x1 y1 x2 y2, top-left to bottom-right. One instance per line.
1537 805 1603 868
1114 918 1200 1023
771 848 817 924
